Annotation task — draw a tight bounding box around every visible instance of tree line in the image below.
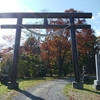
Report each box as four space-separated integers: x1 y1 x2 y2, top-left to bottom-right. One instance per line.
0 8 98 78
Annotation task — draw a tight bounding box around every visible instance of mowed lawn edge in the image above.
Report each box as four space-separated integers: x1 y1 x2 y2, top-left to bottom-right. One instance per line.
63 83 100 100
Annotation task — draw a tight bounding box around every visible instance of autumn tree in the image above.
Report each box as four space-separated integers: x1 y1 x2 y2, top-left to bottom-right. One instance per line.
40 39 54 76
18 36 46 78
41 8 96 76
41 29 71 76
76 29 96 73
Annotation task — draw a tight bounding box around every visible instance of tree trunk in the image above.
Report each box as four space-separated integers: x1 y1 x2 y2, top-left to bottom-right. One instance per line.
47 60 52 77
58 58 63 76
49 66 52 77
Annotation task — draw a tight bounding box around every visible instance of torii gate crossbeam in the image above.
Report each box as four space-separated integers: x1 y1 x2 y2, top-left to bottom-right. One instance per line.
0 12 92 89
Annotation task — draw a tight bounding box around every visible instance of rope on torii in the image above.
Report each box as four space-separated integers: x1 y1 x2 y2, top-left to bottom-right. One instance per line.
0 23 74 37
18 24 74 37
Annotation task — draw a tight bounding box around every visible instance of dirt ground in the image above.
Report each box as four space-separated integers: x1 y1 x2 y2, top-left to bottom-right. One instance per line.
11 78 73 100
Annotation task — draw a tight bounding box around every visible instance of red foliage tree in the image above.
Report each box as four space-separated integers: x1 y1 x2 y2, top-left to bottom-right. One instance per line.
41 8 96 76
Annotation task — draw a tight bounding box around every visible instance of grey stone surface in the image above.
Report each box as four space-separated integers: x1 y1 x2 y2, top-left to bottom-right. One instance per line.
72 81 83 89
11 78 74 100
8 82 19 89
94 54 100 90
93 84 100 90
95 54 100 81
94 80 100 85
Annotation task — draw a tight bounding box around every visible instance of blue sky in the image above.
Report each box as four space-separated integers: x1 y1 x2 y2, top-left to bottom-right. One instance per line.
0 0 100 44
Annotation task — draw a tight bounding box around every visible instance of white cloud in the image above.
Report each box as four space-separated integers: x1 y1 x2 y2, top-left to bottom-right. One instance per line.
27 9 34 12
92 16 95 20
95 28 100 36
93 26 96 29
97 12 100 15
0 19 17 25
91 12 100 26
95 20 100 23
92 12 100 20
97 13 100 18
92 12 100 21
0 0 18 12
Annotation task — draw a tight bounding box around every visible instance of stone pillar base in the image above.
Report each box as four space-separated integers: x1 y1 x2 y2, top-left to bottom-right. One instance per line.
93 85 100 90
7 82 19 89
72 82 83 89
93 80 100 90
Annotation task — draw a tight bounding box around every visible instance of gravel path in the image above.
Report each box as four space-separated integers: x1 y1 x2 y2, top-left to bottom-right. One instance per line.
11 78 74 100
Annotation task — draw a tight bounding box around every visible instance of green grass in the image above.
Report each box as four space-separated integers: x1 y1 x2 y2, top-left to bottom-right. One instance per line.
19 77 54 89
0 83 12 100
64 83 100 100
0 77 54 100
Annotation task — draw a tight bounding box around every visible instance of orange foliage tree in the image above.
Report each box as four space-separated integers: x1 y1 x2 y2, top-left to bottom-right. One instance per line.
41 8 96 76
77 29 96 73
41 30 71 76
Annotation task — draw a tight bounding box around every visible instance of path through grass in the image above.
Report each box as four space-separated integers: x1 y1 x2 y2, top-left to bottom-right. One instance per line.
0 77 54 100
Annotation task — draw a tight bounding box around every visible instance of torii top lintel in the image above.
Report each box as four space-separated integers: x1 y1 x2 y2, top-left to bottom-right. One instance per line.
0 12 92 29
0 12 92 18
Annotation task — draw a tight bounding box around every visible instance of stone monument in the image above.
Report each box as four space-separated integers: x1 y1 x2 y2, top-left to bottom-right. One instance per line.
94 38 100 90
82 66 90 84
1 66 10 85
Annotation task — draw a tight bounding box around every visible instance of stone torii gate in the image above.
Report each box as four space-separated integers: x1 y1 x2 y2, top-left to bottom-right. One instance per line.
0 12 92 89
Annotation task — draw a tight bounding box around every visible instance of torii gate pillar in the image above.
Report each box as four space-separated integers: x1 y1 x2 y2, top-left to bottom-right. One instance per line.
70 16 83 89
8 17 22 89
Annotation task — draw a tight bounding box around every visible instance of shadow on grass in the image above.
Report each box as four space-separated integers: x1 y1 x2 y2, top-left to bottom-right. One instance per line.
14 89 44 100
83 88 100 94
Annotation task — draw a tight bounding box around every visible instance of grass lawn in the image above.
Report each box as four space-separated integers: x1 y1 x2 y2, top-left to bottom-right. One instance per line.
64 83 100 100
0 77 54 100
